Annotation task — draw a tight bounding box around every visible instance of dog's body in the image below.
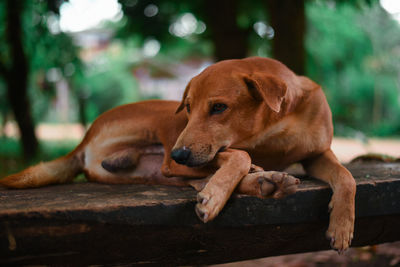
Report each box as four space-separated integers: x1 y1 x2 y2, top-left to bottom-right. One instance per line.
0 57 355 252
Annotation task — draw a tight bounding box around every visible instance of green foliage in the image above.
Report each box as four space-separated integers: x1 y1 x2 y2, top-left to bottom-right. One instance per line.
117 0 204 57
117 0 267 59
306 1 400 137
0 0 84 123
0 0 141 125
74 40 140 122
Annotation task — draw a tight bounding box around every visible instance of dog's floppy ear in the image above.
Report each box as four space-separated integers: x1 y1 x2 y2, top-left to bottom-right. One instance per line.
243 73 287 113
176 80 191 114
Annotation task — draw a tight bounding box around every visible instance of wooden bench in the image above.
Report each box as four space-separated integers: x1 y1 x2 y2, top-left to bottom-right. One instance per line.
1 162 400 265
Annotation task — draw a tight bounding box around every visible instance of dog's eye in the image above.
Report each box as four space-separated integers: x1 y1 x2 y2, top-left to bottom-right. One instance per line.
186 104 190 114
210 103 227 115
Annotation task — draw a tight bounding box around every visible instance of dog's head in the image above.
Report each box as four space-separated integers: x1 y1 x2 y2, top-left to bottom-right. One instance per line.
171 60 287 167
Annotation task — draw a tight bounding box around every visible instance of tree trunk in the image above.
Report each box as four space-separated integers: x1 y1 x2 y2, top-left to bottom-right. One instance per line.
5 0 38 159
266 0 306 75
204 0 248 61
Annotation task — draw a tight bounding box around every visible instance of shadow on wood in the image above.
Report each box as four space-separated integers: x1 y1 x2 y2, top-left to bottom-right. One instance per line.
0 162 400 265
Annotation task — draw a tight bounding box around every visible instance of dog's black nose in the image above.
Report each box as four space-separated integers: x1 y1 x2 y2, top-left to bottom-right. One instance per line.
171 147 191 165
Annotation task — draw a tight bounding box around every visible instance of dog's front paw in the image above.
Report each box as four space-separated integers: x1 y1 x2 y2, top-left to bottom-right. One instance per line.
260 171 299 198
238 171 299 199
326 198 355 254
195 186 229 223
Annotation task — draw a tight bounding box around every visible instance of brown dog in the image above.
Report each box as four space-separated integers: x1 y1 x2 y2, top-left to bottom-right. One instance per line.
0 57 355 253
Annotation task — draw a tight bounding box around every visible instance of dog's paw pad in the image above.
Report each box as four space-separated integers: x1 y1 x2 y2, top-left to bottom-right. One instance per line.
257 177 276 196
257 172 299 199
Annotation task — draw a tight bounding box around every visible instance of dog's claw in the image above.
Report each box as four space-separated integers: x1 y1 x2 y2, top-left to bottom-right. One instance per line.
195 204 209 222
326 196 354 253
330 237 336 248
328 200 333 213
250 164 264 173
327 227 353 254
197 193 208 205
195 192 213 222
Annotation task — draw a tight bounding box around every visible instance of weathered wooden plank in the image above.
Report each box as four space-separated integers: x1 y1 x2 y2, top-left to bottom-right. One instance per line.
0 162 399 265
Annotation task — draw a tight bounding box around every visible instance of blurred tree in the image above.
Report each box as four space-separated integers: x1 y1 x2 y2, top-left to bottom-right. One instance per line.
118 0 262 61
306 1 400 136
203 0 248 60
74 43 140 123
116 0 309 73
0 1 38 159
267 0 305 74
265 0 376 75
118 0 379 73
360 4 400 134
0 0 82 159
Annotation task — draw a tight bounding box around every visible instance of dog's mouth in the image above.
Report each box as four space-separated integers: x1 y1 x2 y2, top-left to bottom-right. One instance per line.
217 146 226 153
184 146 227 167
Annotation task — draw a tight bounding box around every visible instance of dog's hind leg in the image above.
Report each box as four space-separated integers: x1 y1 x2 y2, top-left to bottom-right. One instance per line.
101 148 139 173
85 144 192 187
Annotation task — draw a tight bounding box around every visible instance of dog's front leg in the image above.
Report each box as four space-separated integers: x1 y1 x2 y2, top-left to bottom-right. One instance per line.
195 148 251 222
302 149 356 253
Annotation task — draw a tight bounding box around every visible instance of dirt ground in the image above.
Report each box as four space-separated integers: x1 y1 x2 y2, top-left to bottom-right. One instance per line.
331 137 400 163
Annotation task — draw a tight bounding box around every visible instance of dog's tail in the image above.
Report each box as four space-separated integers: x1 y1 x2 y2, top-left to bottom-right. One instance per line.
0 149 84 189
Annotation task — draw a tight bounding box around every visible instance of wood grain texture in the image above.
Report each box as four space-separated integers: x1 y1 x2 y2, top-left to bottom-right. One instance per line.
0 162 399 265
